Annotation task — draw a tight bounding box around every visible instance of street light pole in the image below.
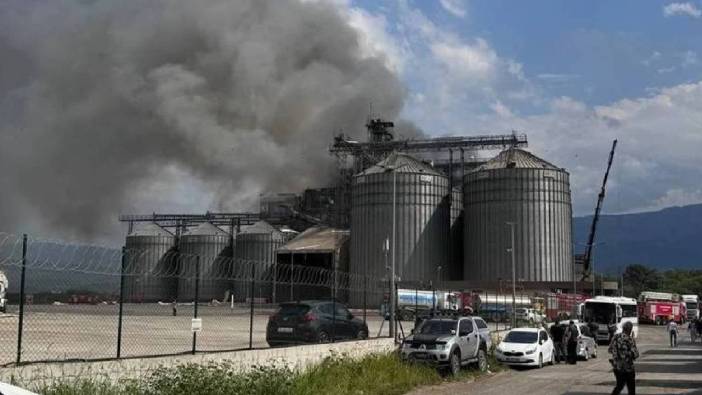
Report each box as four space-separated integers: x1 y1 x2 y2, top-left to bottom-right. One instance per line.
506 222 516 329
390 170 397 342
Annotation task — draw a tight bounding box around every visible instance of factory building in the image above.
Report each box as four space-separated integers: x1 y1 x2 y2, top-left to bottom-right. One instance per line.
463 148 574 282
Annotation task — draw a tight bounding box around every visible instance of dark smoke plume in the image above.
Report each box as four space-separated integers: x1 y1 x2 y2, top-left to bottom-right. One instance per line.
0 0 407 242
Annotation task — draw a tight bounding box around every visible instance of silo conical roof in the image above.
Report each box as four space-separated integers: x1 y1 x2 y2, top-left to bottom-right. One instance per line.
183 222 229 236
474 148 559 171
357 152 443 176
238 220 281 235
128 222 174 237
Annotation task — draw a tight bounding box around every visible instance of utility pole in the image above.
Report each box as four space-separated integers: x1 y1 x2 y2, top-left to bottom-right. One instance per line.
391 170 397 342
506 222 516 328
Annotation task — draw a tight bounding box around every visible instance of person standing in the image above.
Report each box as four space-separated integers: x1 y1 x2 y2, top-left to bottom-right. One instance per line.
688 320 697 343
550 322 565 363
565 320 579 365
609 321 639 395
666 317 678 348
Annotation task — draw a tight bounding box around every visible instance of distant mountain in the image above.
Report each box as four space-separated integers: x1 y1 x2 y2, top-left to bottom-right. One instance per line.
573 204 702 274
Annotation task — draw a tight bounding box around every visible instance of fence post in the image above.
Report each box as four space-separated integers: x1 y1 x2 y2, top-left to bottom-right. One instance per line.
116 246 126 358
362 275 367 324
192 256 200 355
16 234 27 365
331 266 336 343
249 262 255 349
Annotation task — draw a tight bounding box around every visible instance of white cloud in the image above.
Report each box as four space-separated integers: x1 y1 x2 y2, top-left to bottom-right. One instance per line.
430 39 497 81
537 73 580 83
439 0 467 18
682 50 698 67
346 7 408 73
663 2 702 18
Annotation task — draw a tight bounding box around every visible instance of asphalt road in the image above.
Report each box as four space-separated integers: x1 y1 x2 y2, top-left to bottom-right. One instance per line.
409 325 702 395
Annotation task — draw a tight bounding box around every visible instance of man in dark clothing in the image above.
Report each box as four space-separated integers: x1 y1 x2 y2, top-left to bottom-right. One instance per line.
565 320 579 365
609 321 639 395
550 323 565 363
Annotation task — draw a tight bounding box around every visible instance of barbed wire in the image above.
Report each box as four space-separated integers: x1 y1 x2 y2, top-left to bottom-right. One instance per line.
0 232 387 292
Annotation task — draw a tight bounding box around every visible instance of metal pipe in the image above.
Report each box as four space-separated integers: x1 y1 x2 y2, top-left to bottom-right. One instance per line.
249 263 255 349
507 222 516 329
390 170 397 341
192 256 200 355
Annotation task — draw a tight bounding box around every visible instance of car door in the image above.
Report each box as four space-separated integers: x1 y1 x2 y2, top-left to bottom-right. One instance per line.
333 304 354 339
539 330 552 360
458 319 478 361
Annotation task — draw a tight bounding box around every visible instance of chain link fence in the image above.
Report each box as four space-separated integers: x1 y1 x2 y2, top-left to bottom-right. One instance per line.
0 232 407 367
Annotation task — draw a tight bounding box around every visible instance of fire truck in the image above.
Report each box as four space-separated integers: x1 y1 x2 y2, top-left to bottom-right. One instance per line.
543 292 588 321
637 291 684 325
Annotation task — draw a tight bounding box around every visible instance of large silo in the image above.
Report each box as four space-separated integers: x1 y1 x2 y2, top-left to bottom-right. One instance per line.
178 222 232 302
234 220 285 302
350 152 450 305
124 223 177 302
463 148 573 282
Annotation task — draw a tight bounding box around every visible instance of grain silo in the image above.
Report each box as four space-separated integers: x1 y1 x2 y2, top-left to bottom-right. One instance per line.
463 148 573 282
234 220 285 302
124 223 177 302
350 152 450 305
178 222 232 302
449 187 464 281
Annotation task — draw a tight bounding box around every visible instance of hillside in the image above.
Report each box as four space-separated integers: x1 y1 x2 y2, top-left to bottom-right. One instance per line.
573 204 702 273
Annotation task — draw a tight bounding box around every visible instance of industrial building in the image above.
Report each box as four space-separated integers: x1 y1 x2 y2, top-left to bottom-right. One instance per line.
119 118 582 305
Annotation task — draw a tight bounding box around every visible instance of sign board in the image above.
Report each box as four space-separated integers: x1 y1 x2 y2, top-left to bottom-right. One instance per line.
191 318 202 333
602 281 619 290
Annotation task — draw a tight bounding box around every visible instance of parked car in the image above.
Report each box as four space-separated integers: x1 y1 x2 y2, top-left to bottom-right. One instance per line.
515 308 545 324
495 327 554 368
0 382 39 395
558 320 598 360
266 300 368 347
400 315 491 375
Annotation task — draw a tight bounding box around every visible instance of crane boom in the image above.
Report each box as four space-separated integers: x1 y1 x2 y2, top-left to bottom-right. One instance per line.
583 139 617 276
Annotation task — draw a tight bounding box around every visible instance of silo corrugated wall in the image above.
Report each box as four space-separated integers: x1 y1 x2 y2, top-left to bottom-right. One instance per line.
234 221 285 302
177 223 232 302
350 153 450 306
124 224 177 302
449 187 464 281
463 149 573 283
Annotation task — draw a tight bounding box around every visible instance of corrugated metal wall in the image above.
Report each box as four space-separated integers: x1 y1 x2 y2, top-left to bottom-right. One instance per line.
463 167 573 282
177 226 232 302
235 230 285 302
350 170 450 306
124 234 177 302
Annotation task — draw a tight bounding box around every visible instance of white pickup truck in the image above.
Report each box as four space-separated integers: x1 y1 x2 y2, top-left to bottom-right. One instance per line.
0 271 7 313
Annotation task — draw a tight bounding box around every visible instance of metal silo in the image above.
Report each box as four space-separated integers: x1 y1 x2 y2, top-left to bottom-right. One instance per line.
463 148 573 283
234 220 285 302
124 223 177 302
178 222 232 302
449 187 464 281
350 153 450 305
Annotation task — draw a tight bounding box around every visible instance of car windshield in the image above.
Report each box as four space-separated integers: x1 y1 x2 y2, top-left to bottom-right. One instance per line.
516 308 527 313
621 304 637 318
584 302 615 324
503 331 538 344
277 304 310 317
418 320 457 335
686 302 697 310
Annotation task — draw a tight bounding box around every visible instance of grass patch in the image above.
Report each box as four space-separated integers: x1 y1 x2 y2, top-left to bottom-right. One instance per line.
37 351 502 395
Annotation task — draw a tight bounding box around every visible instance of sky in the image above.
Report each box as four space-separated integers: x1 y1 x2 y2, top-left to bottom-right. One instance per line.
2 0 702 244
342 0 702 216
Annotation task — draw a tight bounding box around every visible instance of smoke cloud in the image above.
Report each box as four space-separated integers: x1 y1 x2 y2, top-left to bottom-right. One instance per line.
0 0 407 242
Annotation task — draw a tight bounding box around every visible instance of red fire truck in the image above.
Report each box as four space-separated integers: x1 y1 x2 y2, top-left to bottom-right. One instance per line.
543 292 588 321
637 291 685 325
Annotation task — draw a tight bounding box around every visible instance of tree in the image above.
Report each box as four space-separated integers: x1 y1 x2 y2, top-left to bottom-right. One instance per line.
622 264 661 298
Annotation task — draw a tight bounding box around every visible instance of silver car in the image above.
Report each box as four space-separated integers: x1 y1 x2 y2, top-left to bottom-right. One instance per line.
400 316 492 375
558 321 598 360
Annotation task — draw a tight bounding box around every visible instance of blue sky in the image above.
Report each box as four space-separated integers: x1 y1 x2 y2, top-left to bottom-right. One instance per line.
342 0 702 216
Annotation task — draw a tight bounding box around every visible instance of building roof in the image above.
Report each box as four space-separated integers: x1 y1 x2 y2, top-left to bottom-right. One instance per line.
356 152 443 176
128 222 174 237
183 222 229 236
277 226 349 254
473 148 559 171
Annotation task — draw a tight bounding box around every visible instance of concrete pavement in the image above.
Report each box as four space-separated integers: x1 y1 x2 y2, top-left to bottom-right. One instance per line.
408 325 702 395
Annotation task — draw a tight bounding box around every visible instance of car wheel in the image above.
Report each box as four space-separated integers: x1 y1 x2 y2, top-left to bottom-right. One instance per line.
356 328 368 340
583 348 589 361
592 344 597 358
477 348 488 372
449 350 461 376
537 353 543 369
317 330 330 343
